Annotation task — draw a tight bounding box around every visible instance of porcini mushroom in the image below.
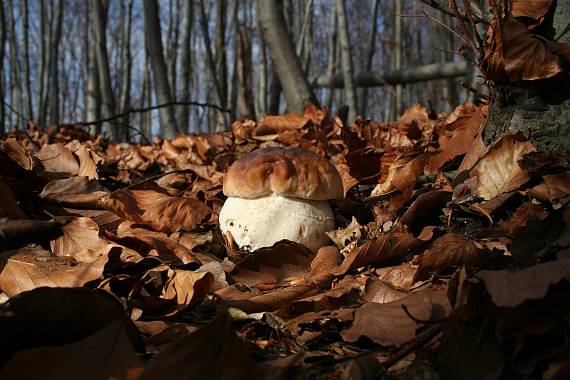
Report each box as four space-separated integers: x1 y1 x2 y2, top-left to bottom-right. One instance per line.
219 147 343 252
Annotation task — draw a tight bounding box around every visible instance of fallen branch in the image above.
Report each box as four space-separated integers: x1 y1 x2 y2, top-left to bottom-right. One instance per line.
313 61 469 88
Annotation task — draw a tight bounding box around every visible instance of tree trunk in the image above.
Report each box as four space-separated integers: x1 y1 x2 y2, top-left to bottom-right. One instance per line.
21 0 33 121
143 0 180 139
215 0 228 107
0 1 5 132
360 0 379 116
119 0 134 142
255 0 318 113
46 0 63 125
483 2 570 156
178 0 193 132
198 0 226 129
37 0 48 127
91 0 118 140
393 0 402 119
335 0 359 122
6 1 23 129
325 4 337 113
237 28 255 119
85 16 101 134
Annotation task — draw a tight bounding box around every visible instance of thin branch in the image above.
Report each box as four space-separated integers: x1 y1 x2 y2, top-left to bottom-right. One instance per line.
419 0 488 24
63 100 231 128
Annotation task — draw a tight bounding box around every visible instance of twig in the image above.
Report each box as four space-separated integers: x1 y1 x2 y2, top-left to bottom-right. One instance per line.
401 304 447 324
62 100 231 129
381 323 443 368
419 0 488 24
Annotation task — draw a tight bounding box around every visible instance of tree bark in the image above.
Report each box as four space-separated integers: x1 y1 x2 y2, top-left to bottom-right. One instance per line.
119 0 134 142
91 0 118 140
21 0 33 121
0 1 5 132
6 1 23 129
325 4 338 113
215 0 228 106
143 0 180 139
483 2 570 155
255 0 318 113
178 0 193 132
360 0 379 116
335 0 358 121
237 28 255 119
37 0 48 126
46 0 63 125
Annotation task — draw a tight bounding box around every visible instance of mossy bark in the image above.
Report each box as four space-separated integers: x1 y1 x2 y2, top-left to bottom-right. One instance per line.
483 73 570 156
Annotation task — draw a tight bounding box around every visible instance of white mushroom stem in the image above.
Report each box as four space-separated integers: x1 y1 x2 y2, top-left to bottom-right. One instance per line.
219 193 335 252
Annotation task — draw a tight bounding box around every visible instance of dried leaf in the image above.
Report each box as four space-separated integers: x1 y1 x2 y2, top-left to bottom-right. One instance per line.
162 269 213 314
50 217 110 261
1 138 33 170
0 219 62 248
335 232 418 274
138 310 259 380
306 246 343 288
414 234 483 282
98 189 212 234
476 258 570 308
229 241 313 288
341 292 433 346
470 135 536 200
528 172 570 204
35 143 79 176
0 318 140 380
428 106 488 172
0 246 109 297
512 0 553 26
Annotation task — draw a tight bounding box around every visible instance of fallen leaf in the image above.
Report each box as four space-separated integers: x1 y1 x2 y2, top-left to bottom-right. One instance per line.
35 143 79 176
50 217 110 262
428 106 488 172
1 138 33 170
0 245 110 297
0 181 27 219
98 188 212 234
528 172 570 204
306 246 343 288
470 134 535 200
414 234 484 282
0 318 141 380
162 269 213 314
0 219 62 249
476 258 570 308
228 241 313 288
340 292 433 346
335 232 418 274
137 310 260 379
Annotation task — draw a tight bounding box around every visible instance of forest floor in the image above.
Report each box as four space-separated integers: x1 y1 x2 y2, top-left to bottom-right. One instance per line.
1 102 569 379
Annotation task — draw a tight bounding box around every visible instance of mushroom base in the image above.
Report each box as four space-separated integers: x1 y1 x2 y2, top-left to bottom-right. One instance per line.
219 193 335 252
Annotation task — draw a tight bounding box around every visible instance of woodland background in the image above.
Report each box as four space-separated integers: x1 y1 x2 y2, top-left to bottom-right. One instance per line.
0 0 470 139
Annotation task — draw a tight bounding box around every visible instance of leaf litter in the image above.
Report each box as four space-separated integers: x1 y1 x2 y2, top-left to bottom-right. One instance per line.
1 100 570 379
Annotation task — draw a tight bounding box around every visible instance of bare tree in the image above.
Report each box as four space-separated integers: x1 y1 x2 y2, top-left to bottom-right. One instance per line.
237 27 255 119
6 1 23 129
256 0 318 114
177 0 193 132
21 0 33 121
215 0 228 107
91 0 118 140
198 0 226 129
360 0 380 116
119 0 134 141
0 1 5 132
47 0 63 125
335 0 359 122
143 0 180 139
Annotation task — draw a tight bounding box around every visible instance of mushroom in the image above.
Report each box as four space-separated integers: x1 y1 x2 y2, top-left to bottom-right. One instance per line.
219 147 343 252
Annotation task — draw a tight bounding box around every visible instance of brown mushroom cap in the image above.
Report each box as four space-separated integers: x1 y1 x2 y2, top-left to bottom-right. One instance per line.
223 147 343 200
